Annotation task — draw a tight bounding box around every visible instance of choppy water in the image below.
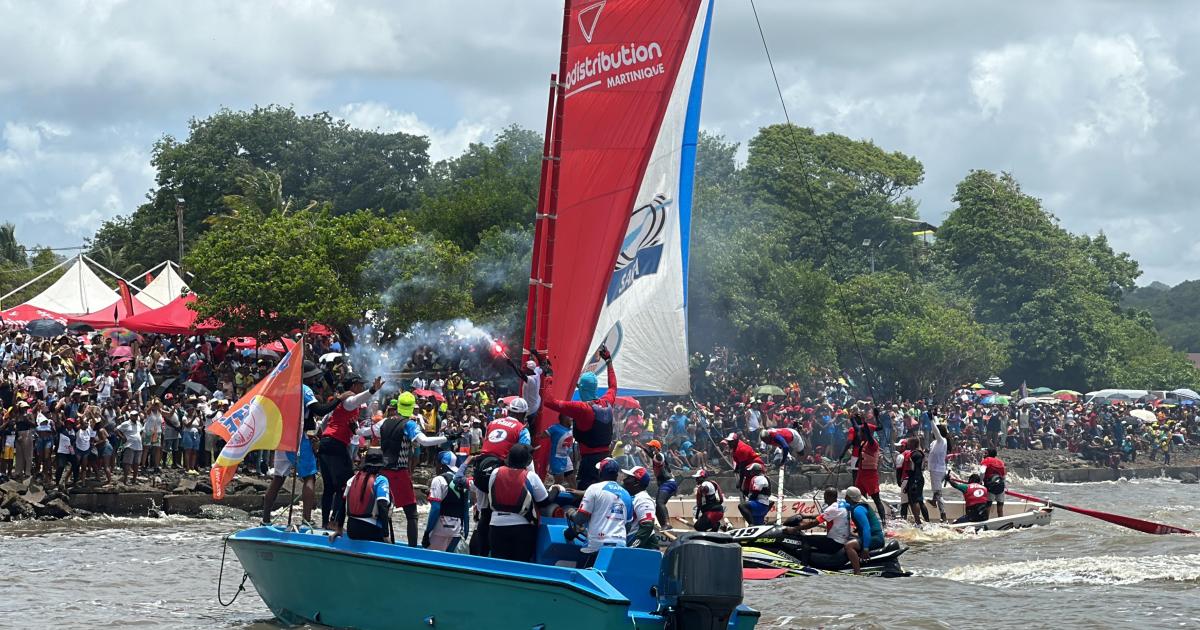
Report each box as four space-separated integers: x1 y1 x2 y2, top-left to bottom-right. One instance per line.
2 477 1197 629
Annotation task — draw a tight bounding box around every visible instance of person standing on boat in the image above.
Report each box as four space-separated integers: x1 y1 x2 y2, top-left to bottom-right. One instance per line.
565 457 633 567
328 448 391 543
927 424 950 522
357 391 454 546
468 397 532 556
488 443 554 562
898 438 930 525
540 345 618 490
737 462 773 526
691 468 726 532
424 450 468 552
851 419 887 518
637 439 677 528
619 465 660 549
318 374 382 529
980 448 1007 517
261 361 333 528
544 411 575 487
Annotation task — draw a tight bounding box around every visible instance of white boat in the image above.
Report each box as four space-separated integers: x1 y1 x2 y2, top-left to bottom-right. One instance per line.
666 494 1051 529
939 506 1054 532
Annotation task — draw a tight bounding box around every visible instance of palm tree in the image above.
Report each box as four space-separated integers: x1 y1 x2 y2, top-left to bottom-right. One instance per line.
207 168 317 227
0 223 25 266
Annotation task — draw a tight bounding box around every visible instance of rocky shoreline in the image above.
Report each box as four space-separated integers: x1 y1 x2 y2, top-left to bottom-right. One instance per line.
1 451 1194 523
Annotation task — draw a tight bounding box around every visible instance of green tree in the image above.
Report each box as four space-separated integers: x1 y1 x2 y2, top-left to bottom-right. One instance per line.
0 223 25 267
469 226 533 339
185 207 411 337
93 106 431 271
834 273 1007 399
415 125 542 250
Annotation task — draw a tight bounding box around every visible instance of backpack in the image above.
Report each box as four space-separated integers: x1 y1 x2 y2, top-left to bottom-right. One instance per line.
984 474 1006 496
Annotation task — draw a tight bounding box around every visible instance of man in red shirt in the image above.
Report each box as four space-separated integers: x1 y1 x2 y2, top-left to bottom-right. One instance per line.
980 448 1007 517
541 346 618 490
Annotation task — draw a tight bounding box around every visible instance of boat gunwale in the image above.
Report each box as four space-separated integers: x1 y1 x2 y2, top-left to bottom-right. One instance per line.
228 527 632 606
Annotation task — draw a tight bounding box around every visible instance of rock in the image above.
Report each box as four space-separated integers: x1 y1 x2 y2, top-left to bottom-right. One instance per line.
36 498 74 519
1181 473 1198 485
7 497 36 519
24 489 47 505
172 478 198 494
197 504 250 520
0 480 24 494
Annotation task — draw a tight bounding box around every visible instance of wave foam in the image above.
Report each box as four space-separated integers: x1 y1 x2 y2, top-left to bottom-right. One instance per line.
940 552 1200 587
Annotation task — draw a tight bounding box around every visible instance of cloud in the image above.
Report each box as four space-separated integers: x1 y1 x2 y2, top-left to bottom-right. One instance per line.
1 0 1199 286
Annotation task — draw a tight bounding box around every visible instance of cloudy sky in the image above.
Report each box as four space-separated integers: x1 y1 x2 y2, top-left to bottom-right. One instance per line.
2 0 1197 283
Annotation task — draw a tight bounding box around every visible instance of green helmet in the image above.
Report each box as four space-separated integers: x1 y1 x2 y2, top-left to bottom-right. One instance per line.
396 391 417 417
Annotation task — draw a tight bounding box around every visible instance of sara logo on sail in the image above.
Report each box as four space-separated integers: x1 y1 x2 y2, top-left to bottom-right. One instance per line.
607 194 669 304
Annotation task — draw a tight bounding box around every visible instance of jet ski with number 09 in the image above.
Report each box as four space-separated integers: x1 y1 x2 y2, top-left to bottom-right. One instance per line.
729 525 911 578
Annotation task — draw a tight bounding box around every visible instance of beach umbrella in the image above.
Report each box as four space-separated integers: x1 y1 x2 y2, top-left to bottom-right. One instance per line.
992 395 1011 405
1130 409 1157 423
1029 386 1055 395
1053 390 1080 401
109 345 133 359
984 376 1005 388
980 395 996 404
67 322 95 333
975 389 996 397
756 385 785 396
99 327 142 345
1170 388 1200 400
241 347 280 360
1017 397 1043 406
969 383 984 389
412 388 446 402
24 318 66 338
19 375 45 390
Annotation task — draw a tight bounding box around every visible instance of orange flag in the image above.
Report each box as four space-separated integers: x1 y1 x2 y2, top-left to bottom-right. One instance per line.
209 340 303 499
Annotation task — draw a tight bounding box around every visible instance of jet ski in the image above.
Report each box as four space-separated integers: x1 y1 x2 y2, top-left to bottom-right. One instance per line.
729 525 911 578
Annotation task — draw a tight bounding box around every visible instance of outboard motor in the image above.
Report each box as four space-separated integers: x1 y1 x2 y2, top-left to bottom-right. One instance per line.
656 532 744 630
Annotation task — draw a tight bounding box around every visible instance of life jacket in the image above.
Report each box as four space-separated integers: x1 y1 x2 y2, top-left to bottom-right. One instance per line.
698 480 725 512
481 417 524 458
964 483 989 507
489 467 534 521
379 418 411 470
438 471 467 520
858 441 880 470
347 472 379 519
576 403 614 450
322 403 356 445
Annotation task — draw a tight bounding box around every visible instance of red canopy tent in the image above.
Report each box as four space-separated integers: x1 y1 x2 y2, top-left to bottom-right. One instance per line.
67 298 154 328
118 294 222 335
0 304 68 326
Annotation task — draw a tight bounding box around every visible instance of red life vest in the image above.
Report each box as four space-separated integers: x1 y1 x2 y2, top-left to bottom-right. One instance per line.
964 483 989 507
981 457 1006 479
322 402 356 445
489 467 533 519
859 441 880 470
481 417 524 458
731 441 764 470
347 472 378 518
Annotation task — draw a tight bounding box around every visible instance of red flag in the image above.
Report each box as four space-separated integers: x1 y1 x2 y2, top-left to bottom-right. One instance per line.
117 280 135 317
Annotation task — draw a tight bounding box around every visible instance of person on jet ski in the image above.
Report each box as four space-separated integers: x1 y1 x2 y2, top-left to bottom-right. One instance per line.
782 487 866 574
738 462 773 526
946 473 991 523
691 469 726 532
842 486 884 555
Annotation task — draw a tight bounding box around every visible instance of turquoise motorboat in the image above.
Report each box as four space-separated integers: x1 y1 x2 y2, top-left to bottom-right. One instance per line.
226 518 760 629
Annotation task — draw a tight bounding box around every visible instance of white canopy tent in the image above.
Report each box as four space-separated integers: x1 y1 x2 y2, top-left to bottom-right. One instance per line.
14 256 120 315
136 261 190 308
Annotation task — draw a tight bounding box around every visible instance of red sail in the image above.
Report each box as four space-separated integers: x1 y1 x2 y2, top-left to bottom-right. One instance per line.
534 1 706 461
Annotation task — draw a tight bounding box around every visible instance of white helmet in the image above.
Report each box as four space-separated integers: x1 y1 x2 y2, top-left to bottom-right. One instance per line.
507 397 530 414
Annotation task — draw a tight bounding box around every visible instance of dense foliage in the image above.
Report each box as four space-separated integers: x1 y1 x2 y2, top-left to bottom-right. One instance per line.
4 104 1192 396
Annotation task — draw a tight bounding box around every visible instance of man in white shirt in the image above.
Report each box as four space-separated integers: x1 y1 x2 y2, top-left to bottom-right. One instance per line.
565 458 633 567
116 413 143 484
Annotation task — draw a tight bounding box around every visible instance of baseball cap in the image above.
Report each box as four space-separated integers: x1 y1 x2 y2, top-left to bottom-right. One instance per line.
438 450 459 473
507 397 529 414
722 432 738 442
845 486 863 502
621 466 651 486
595 457 621 475
646 439 662 449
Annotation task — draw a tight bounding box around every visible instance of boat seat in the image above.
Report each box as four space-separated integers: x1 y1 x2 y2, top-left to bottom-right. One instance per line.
535 517 587 567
